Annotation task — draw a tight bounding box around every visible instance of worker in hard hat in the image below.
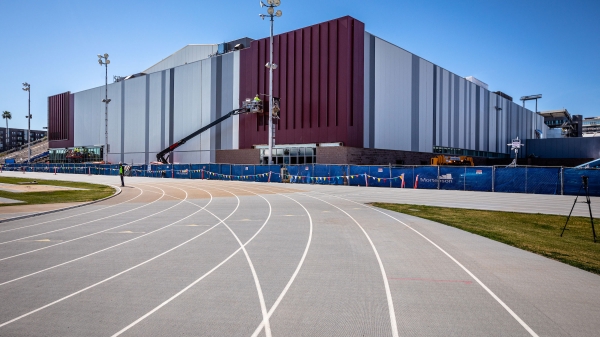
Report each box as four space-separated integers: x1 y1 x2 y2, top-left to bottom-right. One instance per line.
254 94 261 102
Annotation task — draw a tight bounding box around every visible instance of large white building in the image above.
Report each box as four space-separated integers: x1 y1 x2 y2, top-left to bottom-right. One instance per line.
48 16 547 165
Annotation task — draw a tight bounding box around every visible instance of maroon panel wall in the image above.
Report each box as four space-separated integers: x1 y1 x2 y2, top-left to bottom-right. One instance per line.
48 91 74 148
239 16 365 149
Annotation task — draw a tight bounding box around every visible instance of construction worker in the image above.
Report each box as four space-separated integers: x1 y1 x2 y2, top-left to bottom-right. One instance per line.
119 162 125 187
254 94 261 103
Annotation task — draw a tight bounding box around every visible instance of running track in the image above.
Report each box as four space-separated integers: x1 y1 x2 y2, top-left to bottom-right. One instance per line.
0 172 598 336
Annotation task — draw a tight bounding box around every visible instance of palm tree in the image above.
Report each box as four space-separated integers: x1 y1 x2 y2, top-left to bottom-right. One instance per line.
2 111 11 150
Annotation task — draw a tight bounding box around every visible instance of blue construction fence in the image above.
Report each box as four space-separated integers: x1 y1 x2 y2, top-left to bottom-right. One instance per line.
2 163 599 196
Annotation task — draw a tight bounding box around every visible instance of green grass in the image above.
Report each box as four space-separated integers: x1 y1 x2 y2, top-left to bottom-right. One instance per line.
0 177 114 206
372 203 600 275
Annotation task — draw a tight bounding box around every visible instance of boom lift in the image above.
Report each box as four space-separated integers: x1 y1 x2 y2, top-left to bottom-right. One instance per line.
156 99 266 164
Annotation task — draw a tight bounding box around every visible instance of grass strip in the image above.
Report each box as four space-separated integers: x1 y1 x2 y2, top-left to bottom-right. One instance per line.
372 203 600 275
0 177 114 206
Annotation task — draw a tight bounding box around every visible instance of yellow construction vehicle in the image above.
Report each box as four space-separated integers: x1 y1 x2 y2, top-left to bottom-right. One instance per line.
430 155 474 166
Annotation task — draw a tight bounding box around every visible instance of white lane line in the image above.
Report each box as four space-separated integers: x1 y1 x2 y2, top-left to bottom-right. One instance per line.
296 192 399 337
0 185 159 245
0 189 212 287
0 185 144 234
248 186 313 337
112 183 273 337
321 192 539 337
0 187 237 329
0 185 171 261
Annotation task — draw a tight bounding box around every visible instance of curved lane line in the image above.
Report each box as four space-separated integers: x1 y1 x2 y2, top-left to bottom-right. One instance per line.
0 184 173 261
0 185 144 234
318 191 539 337
293 191 399 337
245 185 313 337
0 185 159 245
0 185 240 329
111 183 273 337
0 186 213 287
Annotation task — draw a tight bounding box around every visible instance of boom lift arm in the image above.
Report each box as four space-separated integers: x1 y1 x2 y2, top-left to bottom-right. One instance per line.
156 108 245 164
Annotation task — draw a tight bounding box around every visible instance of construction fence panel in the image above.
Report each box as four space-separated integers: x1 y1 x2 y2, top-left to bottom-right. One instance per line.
220 164 232 181
413 166 440 190
269 165 282 183
494 167 527 193
151 164 172 178
173 164 190 179
391 167 415 188
563 168 600 197
288 165 312 184
254 165 272 182
526 167 561 195
348 166 369 186
313 164 329 185
231 164 245 181
366 166 392 188
189 164 206 179
438 167 466 191
205 164 220 180
465 167 493 192
329 165 348 185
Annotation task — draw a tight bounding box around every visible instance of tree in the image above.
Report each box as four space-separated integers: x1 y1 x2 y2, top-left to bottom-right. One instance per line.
2 111 11 150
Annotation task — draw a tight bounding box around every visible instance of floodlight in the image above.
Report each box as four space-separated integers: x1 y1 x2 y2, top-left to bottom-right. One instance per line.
276 10 282 17
267 0 274 4
267 7 274 15
106 60 110 64
274 0 281 6
97 54 102 58
104 53 109 58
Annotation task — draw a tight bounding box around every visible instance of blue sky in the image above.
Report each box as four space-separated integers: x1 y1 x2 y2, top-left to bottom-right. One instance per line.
1 0 598 131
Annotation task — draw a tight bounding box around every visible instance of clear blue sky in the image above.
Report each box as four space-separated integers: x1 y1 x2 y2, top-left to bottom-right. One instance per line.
1 0 598 131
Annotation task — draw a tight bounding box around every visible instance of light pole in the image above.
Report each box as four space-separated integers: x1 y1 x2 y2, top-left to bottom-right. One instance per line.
260 0 282 165
98 54 111 163
22 82 31 163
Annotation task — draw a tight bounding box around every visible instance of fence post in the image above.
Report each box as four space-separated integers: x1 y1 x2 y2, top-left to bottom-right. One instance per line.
525 166 528 194
560 167 564 195
389 163 392 188
492 166 495 192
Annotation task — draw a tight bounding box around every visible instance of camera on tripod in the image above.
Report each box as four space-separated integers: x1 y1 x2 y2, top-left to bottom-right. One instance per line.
562 174 596 242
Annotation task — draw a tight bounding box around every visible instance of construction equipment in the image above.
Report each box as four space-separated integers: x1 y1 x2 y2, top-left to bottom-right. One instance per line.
430 155 474 166
156 99 264 164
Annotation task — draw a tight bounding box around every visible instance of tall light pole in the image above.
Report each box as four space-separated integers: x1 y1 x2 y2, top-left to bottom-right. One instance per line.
260 0 282 165
98 54 111 163
22 82 31 163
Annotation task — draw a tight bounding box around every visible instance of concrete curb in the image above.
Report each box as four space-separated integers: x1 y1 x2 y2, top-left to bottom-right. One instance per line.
0 184 122 223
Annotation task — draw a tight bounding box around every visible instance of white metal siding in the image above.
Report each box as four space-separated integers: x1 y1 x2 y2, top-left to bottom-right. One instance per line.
148 72 163 156
144 45 218 74
123 76 146 164
373 37 412 151
74 86 103 147
173 61 203 164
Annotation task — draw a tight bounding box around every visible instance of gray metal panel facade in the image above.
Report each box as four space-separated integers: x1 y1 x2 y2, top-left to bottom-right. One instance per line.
366 35 546 155
71 51 240 164
526 138 600 159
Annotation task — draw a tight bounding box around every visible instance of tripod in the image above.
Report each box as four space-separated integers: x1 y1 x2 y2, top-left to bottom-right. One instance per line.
561 176 596 243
